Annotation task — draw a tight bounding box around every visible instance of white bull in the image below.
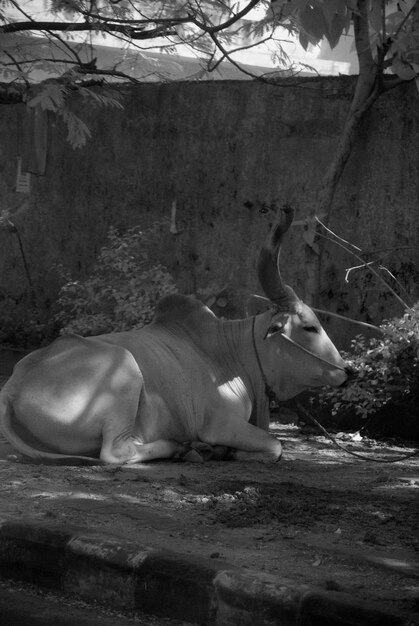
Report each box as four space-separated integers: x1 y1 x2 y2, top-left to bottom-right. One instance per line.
0 206 352 464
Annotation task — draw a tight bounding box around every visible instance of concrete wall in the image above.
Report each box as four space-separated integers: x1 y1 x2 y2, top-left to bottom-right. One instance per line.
0 77 418 347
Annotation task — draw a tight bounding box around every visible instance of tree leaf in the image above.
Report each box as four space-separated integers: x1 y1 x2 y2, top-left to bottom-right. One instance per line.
60 108 91 149
322 0 338 32
391 57 417 80
299 5 327 44
327 14 346 49
299 30 309 51
27 83 65 112
385 10 406 36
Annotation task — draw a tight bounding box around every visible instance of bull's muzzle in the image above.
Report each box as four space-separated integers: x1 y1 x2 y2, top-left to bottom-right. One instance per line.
339 366 357 388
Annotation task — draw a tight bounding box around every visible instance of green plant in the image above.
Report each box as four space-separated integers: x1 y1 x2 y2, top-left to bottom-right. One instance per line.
55 224 178 336
316 302 419 419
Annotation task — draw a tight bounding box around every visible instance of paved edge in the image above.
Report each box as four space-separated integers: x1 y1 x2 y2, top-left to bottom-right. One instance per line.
0 520 409 626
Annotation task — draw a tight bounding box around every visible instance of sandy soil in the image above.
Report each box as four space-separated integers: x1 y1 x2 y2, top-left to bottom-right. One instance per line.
0 423 418 619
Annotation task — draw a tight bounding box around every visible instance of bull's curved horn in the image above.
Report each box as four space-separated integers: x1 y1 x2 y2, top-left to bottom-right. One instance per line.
257 204 300 309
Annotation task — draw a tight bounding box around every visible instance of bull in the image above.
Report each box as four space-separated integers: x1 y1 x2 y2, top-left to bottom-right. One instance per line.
0 206 352 464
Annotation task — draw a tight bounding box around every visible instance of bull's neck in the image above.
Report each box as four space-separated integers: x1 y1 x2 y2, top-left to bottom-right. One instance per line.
217 315 271 428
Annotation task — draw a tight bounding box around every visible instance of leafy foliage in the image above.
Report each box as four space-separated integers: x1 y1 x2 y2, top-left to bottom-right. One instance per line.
274 0 419 85
55 223 178 336
1 1 418 146
27 79 123 149
317 303 419 418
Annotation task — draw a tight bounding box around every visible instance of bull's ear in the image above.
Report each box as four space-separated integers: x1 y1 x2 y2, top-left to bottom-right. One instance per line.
264 320 286 340
264 310 290 339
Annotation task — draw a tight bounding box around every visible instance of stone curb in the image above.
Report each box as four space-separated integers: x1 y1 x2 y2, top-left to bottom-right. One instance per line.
0 520 409 625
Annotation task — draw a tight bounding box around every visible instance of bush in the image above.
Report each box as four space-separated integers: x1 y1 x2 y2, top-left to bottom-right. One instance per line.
54 224 178 336
316 302 419 419
0 294 54 348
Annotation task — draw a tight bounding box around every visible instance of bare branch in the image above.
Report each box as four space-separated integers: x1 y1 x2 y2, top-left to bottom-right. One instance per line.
393 4 416 40
76 8 191 27
208 31 260 79
315 216 362 252
315 230 412 312
344 260 376 282
3 50 30 86
210 0 261 34
0 20 178 39
312 308 382 333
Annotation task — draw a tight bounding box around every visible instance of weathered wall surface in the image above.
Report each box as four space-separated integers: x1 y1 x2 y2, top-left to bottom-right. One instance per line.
0 78 418 347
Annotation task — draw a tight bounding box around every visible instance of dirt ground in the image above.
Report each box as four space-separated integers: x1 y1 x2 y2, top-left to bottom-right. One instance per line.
0 423 418 619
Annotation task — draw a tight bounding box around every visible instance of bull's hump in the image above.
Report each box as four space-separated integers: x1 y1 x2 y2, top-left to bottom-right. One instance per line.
153 294 217 329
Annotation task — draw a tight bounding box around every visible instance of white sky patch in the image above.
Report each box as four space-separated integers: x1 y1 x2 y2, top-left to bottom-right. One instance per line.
3 0 356 75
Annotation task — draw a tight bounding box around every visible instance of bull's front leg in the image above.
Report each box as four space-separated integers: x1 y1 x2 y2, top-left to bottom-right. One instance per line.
200 416 282 462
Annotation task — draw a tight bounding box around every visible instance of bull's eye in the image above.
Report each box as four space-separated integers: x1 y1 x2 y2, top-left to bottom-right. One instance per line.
304 326 318 334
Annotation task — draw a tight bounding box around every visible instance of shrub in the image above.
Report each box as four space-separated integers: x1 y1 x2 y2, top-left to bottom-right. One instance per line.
54 224 178 336
0 294 53 348
316 302 419 419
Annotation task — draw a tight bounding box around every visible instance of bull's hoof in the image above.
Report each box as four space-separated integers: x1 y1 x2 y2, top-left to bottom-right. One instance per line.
212 445 235 461
181 448 205 463
179 442 217 462
178 442 236 462
6 454 25 464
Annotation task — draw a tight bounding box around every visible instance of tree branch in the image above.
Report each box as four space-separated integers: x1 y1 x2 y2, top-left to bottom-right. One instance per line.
3 50 30 86
209 0 261 33
1 0 260 40
317 0 381 227
0 20 177 39
315 230 412 311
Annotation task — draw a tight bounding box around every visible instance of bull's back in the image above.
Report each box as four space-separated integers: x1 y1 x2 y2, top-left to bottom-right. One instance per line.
100 326 251 440
100 328 202 439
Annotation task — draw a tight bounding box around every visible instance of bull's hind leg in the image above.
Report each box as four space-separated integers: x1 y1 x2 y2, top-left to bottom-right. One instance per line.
98 353 185 464
202 417 282 462
99 395 186 464
101 432 186 464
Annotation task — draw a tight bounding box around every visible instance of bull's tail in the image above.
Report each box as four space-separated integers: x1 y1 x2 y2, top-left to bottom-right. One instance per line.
0 382 101 466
